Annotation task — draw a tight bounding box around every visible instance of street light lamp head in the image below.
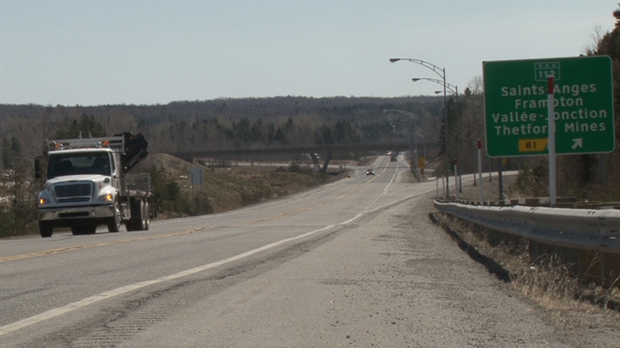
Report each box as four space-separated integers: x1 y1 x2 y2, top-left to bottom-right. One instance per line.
411 78 421 82
389 58 400 63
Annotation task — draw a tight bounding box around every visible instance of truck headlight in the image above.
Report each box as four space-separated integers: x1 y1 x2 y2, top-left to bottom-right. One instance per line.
38 188 53 206
100 193 114 202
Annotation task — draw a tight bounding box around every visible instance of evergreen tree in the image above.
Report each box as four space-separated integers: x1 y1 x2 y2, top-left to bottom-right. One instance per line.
54 114 106 139
1 136 22 170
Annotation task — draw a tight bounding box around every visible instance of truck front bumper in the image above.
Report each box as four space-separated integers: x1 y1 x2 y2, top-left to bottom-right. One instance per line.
38 204 115 222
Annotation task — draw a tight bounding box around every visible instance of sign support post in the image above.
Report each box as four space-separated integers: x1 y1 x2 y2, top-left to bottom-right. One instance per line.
547 77 556 206
477 139 483 202
454 158 459 200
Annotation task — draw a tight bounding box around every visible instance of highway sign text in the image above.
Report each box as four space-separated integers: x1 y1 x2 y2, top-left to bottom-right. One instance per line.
483 56 615 157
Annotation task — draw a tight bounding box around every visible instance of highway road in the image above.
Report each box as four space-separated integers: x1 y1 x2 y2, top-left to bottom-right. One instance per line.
0 155 614 347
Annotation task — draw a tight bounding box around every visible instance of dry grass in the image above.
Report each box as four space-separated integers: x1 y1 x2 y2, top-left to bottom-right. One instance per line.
434 213 620 330
141 153 348 216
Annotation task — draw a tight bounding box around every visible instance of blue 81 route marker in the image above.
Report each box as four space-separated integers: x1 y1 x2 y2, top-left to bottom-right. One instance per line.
482 56 615 158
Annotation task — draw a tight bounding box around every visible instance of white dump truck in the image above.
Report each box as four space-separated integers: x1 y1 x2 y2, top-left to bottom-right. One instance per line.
35 132 154 237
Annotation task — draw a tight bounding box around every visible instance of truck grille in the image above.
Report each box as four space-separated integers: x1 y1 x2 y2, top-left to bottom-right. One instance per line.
54 183 93 203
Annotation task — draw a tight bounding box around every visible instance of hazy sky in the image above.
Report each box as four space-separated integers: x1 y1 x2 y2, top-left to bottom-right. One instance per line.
1 0 617 106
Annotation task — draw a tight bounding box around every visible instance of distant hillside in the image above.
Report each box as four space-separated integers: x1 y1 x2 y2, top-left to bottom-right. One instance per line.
1 96 444 161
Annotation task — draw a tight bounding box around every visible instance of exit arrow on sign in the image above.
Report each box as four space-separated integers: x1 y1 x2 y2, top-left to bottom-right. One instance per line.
572 138 583 150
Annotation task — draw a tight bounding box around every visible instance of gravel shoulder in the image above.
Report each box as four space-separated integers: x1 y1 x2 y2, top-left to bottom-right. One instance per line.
114 169 618 347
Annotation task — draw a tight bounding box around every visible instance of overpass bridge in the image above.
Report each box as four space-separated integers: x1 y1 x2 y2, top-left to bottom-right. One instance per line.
169 141 441 173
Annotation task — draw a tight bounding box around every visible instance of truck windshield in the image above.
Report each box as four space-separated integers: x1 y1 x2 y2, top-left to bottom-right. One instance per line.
47 152 111 179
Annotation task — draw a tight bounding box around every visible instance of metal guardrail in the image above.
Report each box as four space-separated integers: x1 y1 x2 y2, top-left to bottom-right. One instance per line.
434 200 620 254
456 196 620 210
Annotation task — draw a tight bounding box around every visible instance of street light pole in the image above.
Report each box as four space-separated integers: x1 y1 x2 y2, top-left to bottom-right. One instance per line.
413 77 461 195
390 58 449 198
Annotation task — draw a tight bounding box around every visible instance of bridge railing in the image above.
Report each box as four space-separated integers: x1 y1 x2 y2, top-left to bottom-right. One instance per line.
169 141 441 162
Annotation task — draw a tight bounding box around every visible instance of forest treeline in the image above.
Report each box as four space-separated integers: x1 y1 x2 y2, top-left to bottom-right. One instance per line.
1 95 445 166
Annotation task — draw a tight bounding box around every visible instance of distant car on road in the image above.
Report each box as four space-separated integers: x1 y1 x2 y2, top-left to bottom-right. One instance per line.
366 169 375 176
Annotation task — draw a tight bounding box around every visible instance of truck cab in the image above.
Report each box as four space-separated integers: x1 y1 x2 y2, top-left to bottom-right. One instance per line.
36 133 152 237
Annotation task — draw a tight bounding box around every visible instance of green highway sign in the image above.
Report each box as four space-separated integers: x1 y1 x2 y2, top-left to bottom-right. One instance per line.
483 56 615 157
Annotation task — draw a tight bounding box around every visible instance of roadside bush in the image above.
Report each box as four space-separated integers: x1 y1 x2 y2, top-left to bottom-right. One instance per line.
0 162 38 237
148 166 193 217
147 165 213 217
0 211 20 238
508 160 548 198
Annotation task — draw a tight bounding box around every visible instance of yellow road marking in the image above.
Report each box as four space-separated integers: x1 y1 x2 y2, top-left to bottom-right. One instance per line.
0 227 209 263
2 172 376 263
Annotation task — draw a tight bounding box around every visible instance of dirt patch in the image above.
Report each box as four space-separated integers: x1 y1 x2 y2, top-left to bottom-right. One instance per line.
139 152 194 174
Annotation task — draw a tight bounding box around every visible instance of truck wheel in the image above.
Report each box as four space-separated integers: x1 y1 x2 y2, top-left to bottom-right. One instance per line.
138 199 147 230
126 199 141 232
39 222 53 238
107 201 122 233
144 201 150 231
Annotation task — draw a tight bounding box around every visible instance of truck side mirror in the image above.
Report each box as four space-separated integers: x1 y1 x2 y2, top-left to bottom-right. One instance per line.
34 158 42 180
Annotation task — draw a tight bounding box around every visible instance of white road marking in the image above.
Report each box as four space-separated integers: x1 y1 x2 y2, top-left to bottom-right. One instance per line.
0 175 431 337
0 224 336 336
